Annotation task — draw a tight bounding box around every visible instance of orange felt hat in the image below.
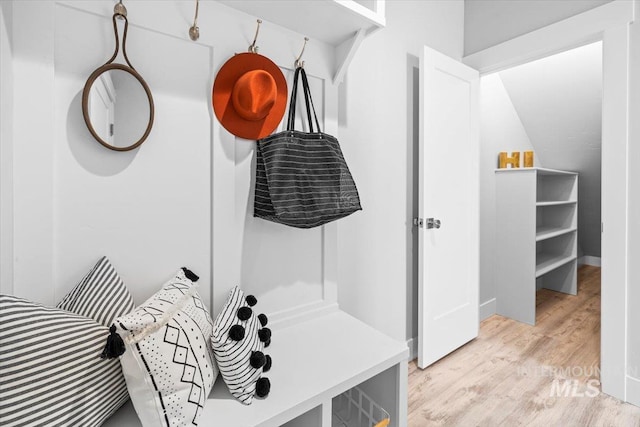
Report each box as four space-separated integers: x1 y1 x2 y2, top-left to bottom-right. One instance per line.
213 52 288 140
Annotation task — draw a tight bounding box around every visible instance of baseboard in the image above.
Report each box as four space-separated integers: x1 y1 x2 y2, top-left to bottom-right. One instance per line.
627 375 640 408
480 298 496 321
407 337 417 361
578 256 601 267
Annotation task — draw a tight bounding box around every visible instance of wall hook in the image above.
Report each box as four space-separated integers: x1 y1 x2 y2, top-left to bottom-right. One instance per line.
295 37 309 68
114 0 127 18
248 19 262 53
189 0 200 41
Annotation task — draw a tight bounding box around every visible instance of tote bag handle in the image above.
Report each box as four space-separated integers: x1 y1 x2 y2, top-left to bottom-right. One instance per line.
286 67 322 133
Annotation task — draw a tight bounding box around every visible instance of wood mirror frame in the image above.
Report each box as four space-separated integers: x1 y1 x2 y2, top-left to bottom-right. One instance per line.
82 10 154 152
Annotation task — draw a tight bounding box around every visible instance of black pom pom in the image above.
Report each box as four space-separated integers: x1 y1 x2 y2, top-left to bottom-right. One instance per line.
250 351 266 369
258 327 271 343
255 377 271 398
258 313 268 327
229 325 245 341
263 355 272 372
245 295 257 307
181 267 199 282
101 325 126 359
237 306 253 321
264 338 271 348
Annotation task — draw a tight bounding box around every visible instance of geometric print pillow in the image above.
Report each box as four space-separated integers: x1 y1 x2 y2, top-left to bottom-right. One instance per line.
57 256 135 327
0 294 130 427
110 268 218 427
211 286 272 405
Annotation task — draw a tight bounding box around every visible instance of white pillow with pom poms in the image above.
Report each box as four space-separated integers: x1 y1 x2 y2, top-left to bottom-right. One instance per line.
211 286 272 405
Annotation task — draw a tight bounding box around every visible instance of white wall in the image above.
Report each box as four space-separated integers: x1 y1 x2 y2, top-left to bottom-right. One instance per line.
50 3 212 305
337 0 464 343
2 0 339 326
464 0 612 55
478 74 537 315
499 42 603 258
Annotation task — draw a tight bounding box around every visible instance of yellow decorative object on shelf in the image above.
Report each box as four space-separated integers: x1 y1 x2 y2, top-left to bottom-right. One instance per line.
374 419 391 427
498 151 520 168
524 151 534 167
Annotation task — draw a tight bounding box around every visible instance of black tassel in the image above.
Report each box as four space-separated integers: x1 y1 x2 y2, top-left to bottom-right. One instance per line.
101 325 126 359
181 267 199 282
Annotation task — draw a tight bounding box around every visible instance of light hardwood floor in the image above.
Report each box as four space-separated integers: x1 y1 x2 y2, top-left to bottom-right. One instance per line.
408 266 640 426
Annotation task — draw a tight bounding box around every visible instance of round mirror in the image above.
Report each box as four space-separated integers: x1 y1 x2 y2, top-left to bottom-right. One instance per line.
82 64 154 151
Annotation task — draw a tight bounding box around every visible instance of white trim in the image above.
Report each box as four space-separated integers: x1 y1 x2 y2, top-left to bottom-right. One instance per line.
0 1 14 296
334 28 366 84
463 0 634 74
480 298 497 321
406 337 417 361
600 24 629 401
626 375 640 408
578 256 602 267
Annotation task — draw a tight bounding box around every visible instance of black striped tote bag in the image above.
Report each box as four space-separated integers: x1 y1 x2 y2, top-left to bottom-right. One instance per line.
254 67 361 228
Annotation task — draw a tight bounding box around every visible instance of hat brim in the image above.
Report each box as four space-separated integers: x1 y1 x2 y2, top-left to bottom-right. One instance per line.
213 53 288 140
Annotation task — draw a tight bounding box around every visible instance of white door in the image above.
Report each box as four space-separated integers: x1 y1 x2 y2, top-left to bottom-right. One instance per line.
418 46 479 368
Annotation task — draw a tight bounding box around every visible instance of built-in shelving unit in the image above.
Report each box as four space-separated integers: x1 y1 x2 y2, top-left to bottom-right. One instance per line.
218 0 386 83
495 167 578 325
104 309 408 427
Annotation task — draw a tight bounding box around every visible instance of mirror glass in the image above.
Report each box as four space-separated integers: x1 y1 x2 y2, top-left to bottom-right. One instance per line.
83 66 153 151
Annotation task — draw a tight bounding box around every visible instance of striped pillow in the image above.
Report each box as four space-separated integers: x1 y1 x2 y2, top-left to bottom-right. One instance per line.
0 295 129 427
211 286 272 405
57 256 134 327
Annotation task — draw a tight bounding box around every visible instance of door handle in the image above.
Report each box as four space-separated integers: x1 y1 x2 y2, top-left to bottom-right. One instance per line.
426 218 441 229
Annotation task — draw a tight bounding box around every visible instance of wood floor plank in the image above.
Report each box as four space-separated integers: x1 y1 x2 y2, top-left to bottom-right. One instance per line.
408 266 640 426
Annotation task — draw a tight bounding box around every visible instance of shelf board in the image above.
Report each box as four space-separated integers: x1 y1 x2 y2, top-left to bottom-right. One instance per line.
495 167 578 176
536 200 577 207
535 167 578 176
536 226 577 242
535 253 577 278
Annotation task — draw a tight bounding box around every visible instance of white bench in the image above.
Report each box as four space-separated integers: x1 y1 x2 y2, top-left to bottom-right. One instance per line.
104 309 409 427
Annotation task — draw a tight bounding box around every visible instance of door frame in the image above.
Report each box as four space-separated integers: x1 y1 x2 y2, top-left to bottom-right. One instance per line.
463 0 633 402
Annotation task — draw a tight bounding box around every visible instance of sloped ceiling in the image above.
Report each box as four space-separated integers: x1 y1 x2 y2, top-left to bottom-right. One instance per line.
499 41 602 257
464 0 611 55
